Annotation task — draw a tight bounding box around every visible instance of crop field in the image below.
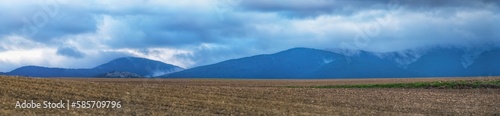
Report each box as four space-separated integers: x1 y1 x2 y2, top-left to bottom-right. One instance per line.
1 75 499 115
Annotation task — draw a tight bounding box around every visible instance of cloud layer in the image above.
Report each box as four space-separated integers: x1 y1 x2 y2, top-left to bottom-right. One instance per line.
0 0 499 72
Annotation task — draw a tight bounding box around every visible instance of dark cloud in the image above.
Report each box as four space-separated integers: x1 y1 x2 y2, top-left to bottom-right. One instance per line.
240 0 499 18
56 46 85 58
0 4 98 42
96 13 251 49
241 0 386 17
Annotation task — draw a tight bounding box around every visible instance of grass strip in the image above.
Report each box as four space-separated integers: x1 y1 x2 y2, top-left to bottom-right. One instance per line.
286 80 500 89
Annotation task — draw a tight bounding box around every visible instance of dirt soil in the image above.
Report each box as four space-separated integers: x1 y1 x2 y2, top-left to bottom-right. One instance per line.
1 76 499 115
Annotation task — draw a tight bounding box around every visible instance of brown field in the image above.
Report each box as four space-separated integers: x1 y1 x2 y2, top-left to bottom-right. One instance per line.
1 76 499 115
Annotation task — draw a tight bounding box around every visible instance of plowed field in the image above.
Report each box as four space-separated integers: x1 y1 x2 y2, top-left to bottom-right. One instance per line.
1 76 499 115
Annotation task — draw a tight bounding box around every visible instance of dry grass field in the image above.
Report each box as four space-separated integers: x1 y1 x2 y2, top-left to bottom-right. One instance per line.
1 75 499 115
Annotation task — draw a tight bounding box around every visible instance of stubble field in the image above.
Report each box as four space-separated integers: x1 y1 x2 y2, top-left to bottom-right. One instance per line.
1 75 499 115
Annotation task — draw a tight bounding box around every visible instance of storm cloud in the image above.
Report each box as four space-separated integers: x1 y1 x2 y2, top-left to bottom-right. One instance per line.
56 46 85 58
0 0 498 72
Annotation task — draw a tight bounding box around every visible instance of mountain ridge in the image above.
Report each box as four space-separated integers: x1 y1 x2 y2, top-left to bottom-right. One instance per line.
5 46 499 78
6 57 183 77
165 47 345 78
164 46 500 78
93 57 183 77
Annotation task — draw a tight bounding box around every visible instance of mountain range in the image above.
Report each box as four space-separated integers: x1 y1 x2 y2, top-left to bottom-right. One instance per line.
1 45 498 78
5 57 183 77
163 46 499 78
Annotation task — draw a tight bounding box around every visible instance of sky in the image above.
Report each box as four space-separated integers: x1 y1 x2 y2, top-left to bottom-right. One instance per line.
0 0 499 72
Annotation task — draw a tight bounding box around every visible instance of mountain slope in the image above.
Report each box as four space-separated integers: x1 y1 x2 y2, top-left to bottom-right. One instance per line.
309 50 407 78
166 48 345 78
93 57 183 77
466 48 500 76
6 57 183 77
7 66 97 77
165 46 499 78
403 47 468 77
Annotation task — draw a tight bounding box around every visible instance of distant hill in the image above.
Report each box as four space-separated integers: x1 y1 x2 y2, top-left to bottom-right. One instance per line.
308 50 407 78
164 46 500 78
6 57 183 77
403 47 469 77
465 48 500 76
93 57 183 77
166 48 344 78
8 66 97 77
